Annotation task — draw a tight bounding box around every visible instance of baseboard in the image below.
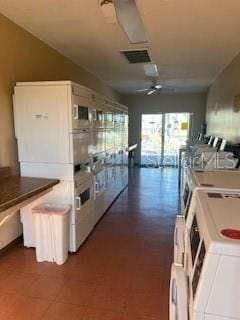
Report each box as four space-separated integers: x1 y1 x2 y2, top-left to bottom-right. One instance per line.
0 235 23 256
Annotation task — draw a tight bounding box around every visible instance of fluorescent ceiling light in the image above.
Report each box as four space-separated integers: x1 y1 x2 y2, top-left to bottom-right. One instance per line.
114 0 148 44
144 64 159 77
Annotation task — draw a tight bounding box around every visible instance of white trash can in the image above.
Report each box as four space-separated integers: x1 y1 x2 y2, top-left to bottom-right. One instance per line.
32 203 71 265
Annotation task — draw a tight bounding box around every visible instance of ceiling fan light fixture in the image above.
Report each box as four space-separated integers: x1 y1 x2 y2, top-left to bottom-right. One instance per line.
155 84 162 89
143 64 159 77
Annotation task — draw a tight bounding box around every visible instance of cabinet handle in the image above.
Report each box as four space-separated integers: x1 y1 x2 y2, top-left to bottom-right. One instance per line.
171 278 177 306
76 196 81 210
174 227 179 246
95 182 99 193
73 105 79 120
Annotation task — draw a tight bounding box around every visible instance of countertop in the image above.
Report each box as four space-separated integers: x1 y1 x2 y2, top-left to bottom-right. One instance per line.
0 176 59 212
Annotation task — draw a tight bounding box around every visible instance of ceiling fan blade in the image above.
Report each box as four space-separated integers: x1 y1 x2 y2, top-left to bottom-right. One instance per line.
154 84 162 90
147 89 156 95
136 88 149 92
114 0 148 44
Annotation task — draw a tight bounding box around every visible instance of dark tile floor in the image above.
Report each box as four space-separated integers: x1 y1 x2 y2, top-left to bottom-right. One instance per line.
0 168 179 320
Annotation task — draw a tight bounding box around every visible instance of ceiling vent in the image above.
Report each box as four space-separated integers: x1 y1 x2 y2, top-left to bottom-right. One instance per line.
121 50 151 64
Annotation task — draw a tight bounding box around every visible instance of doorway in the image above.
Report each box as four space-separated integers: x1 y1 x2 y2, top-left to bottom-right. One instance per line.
141 113 190 166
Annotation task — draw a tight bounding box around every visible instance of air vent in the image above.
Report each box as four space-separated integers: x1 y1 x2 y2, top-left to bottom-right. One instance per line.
121 50 151 63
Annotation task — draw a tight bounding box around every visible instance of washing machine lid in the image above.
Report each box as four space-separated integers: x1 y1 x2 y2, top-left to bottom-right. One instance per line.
169 263 188 320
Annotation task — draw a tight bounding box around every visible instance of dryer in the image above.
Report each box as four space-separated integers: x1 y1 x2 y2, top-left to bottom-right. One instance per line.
187 189 240 320
174 169 240 265
171 189 240 320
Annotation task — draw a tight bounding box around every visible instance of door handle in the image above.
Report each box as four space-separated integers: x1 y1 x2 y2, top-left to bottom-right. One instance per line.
73 105 79 120
171 278 177 306
76 196 81 210
95 182 99 193
174 227 179 246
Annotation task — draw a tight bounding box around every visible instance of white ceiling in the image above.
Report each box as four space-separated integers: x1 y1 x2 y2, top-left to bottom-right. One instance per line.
0 0 240 94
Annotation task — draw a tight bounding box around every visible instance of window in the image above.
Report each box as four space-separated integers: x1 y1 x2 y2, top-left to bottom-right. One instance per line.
78 106 89 120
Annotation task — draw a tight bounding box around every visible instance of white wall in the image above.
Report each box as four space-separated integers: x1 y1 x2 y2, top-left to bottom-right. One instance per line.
122 93 207 164
206 52 240 143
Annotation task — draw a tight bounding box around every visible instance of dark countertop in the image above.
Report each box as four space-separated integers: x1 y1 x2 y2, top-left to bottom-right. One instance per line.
0 176 60 212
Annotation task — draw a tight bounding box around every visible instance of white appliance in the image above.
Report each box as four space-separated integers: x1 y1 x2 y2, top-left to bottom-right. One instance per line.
91 94 106 155
180 154 239 201
105 104 115 129
92 93 105 129
185 189 240 320
190 136 219 156
194 154 238 170
14 81 93 164
92 129 105 155
193 138 234 167
93 167 107 224
20 164 94 252
169 263 188 320
114 109 124 154
13 81 128 252
174 169 240 265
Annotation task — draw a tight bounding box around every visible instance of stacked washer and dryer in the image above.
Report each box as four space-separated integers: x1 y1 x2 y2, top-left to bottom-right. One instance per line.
170 168 240 320
13 81 128 253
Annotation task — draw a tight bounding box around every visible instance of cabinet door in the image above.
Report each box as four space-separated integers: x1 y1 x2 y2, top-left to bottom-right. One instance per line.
14 85 70 163
71 94 92 130
75 180 93 215
72 131 92 164
92 130 105 155
94 169 106 198
92 109 105 129
105 129 115 151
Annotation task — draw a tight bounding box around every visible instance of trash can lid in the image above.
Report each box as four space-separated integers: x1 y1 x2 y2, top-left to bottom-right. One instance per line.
32 203 71 215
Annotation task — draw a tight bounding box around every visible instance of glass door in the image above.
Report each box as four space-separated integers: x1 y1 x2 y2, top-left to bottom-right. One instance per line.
141 113 190 167
163 113 190 166
141 114 163 166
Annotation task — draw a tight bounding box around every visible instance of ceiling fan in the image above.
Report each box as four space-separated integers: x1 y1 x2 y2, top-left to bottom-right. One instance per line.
136 81 175 95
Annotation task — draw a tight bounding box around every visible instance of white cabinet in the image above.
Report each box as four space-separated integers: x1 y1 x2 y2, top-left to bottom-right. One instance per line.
14 85 70 163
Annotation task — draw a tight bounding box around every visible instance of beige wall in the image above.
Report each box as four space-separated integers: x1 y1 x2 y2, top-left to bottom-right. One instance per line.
121 93 207 164
0 13 120 172
206 52 240 143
